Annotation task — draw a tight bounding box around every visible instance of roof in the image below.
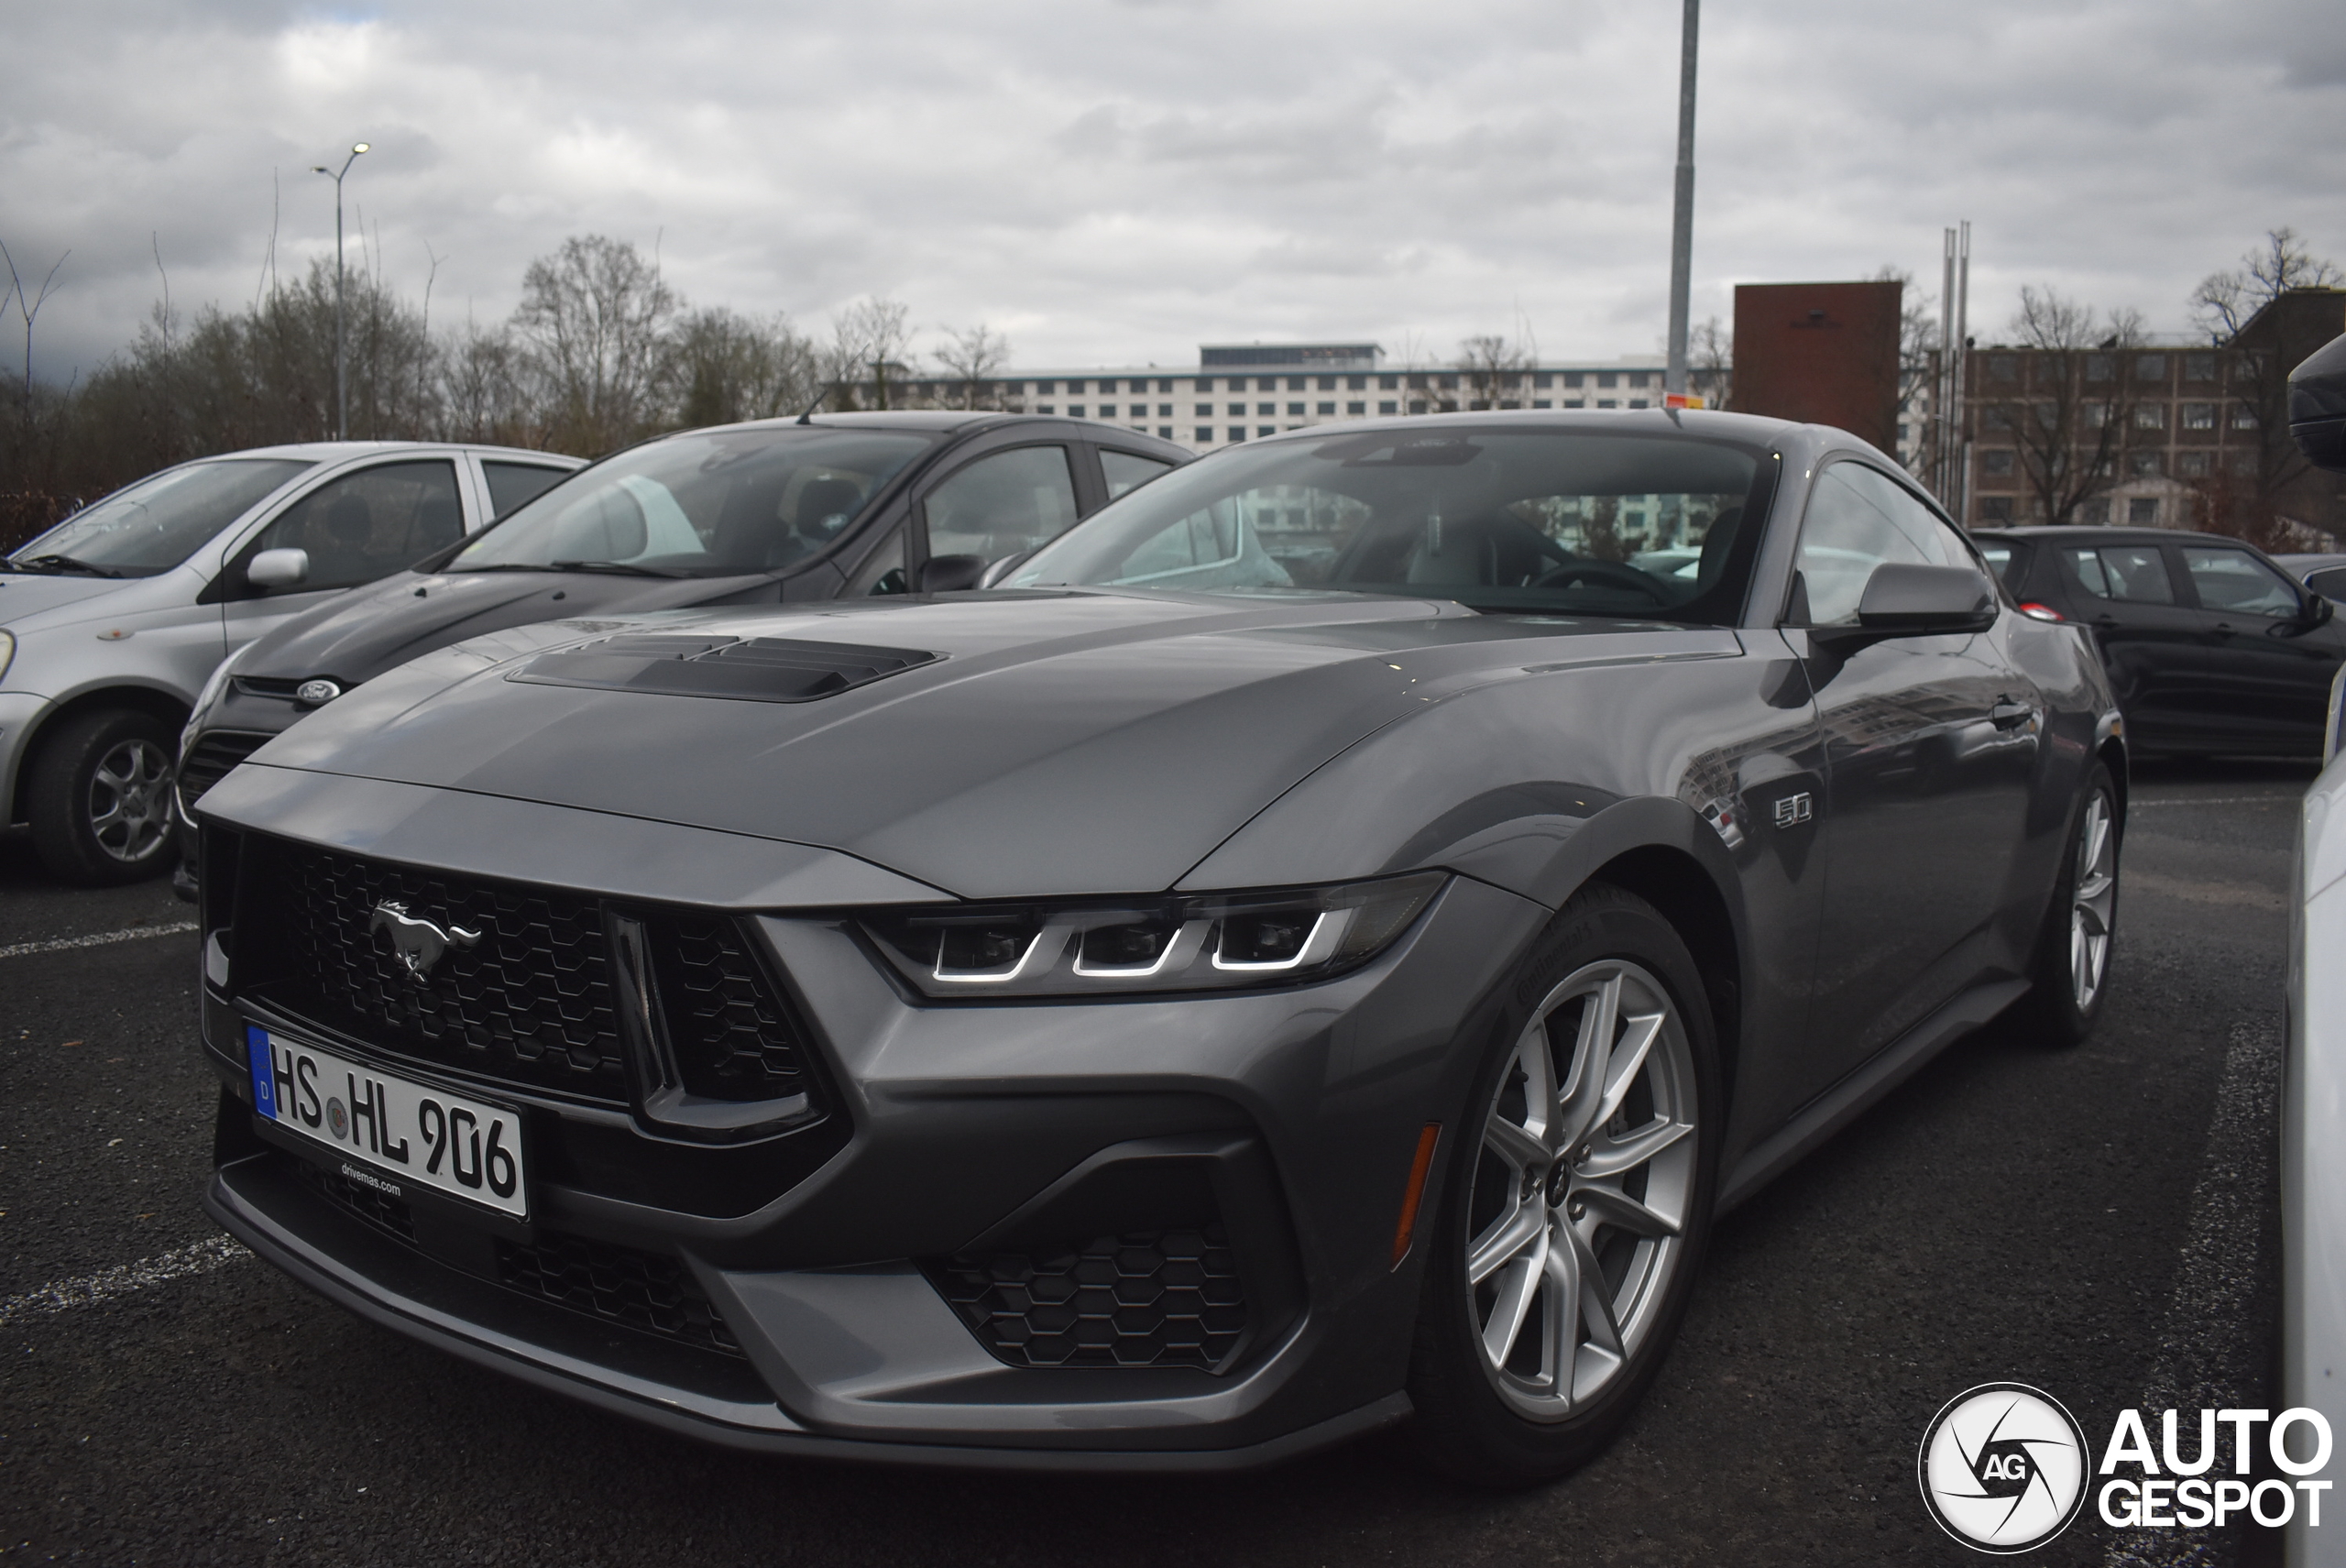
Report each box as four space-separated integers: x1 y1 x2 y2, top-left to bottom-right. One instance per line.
1971 525 2255 547
1234 405 1806 448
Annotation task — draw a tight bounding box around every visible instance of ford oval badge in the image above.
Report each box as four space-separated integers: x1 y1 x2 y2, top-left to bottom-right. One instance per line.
296 678 343 705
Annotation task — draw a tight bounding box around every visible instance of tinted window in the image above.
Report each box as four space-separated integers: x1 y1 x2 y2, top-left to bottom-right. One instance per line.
1791 464 1971 626
1009 429 1764 624
2307 566 2346 603
451 428 931 577
8 458 314 577
482 461 571 520
2065 546 2174 605
924 445 1080 563
244 461 466 593
1975 542 2031 591
1101 449 1176 499
2181 546 2300 618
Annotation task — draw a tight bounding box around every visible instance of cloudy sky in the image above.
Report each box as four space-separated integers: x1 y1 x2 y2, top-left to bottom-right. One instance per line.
3 0 2341 380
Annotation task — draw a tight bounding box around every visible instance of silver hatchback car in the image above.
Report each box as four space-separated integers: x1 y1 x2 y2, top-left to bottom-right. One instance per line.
0 441 580 883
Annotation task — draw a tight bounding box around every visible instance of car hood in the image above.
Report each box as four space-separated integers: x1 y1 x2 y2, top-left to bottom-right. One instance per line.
0 572 133 624
236 591 1733 898
235 567 771 685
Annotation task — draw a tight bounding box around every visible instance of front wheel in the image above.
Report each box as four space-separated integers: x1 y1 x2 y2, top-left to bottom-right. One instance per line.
1407 883 1720 1487
25 708 181 885
2018 762 2121 1047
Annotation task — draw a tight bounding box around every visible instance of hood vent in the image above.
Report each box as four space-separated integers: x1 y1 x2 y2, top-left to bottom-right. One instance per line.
508 632 939 704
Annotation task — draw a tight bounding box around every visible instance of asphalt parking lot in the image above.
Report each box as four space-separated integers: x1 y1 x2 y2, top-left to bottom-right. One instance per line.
0 758 2317 1566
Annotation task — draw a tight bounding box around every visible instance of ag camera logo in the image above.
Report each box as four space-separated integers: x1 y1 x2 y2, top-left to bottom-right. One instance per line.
1919 1384 2089 1553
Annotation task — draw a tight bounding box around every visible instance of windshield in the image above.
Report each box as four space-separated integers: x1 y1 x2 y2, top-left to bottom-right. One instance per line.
449 427 933 577
7 457 315 576
1006 427 1768 622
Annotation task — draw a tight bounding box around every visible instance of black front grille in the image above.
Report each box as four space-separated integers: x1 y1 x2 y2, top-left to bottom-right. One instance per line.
294 1155 417 1245
651 916 810 1101
271 845 630 1103
497 1234 742 1357
179 729 274 809
926 1226 1248 1371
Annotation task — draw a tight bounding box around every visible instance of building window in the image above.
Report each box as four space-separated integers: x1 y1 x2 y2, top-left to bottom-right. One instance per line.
1228 430 1244 443
1195 378 1215 393
1979 496 2014 522
2177 451 2211 477
1318 376 1336 390
1565 373 1585 389
2184 353 2217 382
1348 376 1367 390
1897 423 1912 444
1292 402 1310 416
1378 400 1398 414
1983 449 2016 477
2128 497 2160 525
1228 403 1245 416
2132 403 2165 430
1258 402 1276 416
1564 399 1584 409
2181 402 2215 430
1409 400 1428 414
1597 372 1618 389
1257 425 1276 438
1069 405 1086 418
1195 427 1214 443
1628 399 1649 409
1099 403 1115 417
2127 452 2162 477
1037 405 1055 415
1195 404 1212 417
2229 449 2257 475
1380 375 1398 390
1981 405 2014 431
2135 354 2166 382
2083 355 2112 383
1132 379 1149 394
2231 405 2259 429
1036 381 1056 395
1534 373 1552 389
1597 399 1618 409
1157 426 1173 439
2085 405 2111 429
1989 355 2019 382
1439 376 1457 390
1345 400 1365 415
1318 401 1337 415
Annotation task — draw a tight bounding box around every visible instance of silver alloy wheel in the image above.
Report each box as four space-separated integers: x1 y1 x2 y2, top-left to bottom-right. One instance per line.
1466 958 1698 1420
86 738 173 863
2069 791 2117 1012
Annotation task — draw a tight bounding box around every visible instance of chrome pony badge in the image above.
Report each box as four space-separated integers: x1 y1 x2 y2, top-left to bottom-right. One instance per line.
369 901 482 981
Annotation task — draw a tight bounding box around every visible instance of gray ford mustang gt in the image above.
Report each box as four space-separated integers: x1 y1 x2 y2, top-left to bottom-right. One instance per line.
192 410 2124 1484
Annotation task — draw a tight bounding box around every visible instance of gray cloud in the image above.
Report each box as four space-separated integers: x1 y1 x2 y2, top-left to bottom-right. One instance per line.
4 0 2341 385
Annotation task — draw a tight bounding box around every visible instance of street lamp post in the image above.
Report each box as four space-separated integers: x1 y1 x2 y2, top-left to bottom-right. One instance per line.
1663 0 1699 401
310 142 368 441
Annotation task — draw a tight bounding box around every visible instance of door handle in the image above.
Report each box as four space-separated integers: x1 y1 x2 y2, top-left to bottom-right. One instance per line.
2210 622 2238 637
1989 698 2034 729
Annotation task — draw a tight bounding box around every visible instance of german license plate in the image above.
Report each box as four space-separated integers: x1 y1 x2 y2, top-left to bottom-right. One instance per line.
247 1025 528 1219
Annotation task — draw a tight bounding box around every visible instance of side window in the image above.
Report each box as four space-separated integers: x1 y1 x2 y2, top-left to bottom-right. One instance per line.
2307 566 2346 603
241 460 465 593
481 461 570 520
1100 449 1175 500
2180 546 2301 618
1789 464 1967 625
845 528 907 597
2064 546 2176 606
922 445 1080 563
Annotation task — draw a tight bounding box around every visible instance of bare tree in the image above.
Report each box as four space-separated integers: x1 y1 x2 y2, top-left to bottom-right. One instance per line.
934 323 1011 410
1455 333 1531 409
821 298 913 410
2190 227 2343 343
666 307 817 427
1688 315 1731 410
0 239 69 412
512 235 679 453
1979 287 2145 526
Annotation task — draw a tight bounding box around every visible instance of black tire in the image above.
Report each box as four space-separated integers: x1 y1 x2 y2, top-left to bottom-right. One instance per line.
2016 762 2121 1047
1406 883 1722 1489
25 707 181 886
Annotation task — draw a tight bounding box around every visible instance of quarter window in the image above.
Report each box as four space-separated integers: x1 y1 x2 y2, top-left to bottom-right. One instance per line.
1100 449 1176 499
481 461 571 519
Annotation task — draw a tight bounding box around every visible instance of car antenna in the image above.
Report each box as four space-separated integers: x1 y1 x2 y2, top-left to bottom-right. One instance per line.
795 383 831 425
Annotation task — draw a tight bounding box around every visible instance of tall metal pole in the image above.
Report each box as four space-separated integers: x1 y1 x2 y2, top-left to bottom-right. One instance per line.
1663 0 1699 400
311 143 367 441
1953 221 1972 525
1937 228 1957 501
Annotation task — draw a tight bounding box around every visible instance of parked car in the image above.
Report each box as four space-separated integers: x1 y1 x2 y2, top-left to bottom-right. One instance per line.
0 441 579 883
193 410 2123 1481
2276 552 2346 605
1973 525 2345 758
2282 325 2346 1568
171 412 1189 894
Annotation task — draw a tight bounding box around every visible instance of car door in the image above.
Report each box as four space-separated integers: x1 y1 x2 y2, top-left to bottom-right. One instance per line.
911 442 1082 585
214 457 469 659
1790 461 2040 1075
2055 542 2202 751
2175 543 2346 753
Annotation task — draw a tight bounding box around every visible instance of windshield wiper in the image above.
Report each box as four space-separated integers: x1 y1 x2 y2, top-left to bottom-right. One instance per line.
5 554 125 578
547 559 689 577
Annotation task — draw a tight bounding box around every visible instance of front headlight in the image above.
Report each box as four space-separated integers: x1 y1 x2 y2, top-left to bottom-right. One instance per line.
861 872 1447 999
0 628 15 685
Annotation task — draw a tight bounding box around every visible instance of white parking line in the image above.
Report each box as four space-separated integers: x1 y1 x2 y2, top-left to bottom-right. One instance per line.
2131 796 2297 808
2103 1018 2280 1567
0 1234 250 1328
0 920 198 960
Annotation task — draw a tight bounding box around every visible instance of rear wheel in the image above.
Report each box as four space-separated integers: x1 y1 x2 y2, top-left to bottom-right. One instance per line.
26 708 181 885
1407 883 1720 1487
2019 762 2120 1047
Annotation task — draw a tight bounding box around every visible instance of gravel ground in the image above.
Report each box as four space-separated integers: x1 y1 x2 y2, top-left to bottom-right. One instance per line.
0 757 2314 1565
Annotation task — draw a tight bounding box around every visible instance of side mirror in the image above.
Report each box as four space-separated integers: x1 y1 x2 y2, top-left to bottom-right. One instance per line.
2289 329 2346 475
2304 592 2336 628
246 548 310 589
1840 562 1999 638
915 554 987 594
